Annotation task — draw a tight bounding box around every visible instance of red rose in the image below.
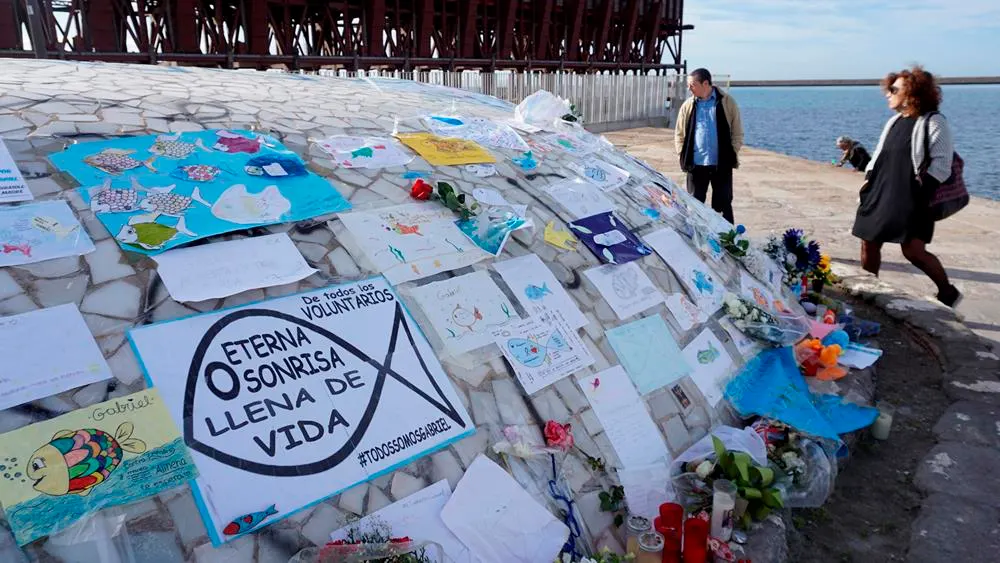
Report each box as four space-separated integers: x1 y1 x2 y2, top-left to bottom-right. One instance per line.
410 179 433 200
544 420 574 451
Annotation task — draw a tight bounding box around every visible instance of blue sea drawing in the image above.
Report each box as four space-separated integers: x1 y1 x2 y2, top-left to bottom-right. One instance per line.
524 283 553 301
506 332 568 367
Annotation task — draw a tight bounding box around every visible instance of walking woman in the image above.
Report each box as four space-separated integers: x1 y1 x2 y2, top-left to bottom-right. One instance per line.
852 66 961 307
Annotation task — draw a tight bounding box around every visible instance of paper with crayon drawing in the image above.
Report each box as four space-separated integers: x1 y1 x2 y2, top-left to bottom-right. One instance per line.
0 201 94 267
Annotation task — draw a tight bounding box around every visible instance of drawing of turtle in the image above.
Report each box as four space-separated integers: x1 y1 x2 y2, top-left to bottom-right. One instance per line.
148 133 208 159
26 423 146 497
84 148 156 175
451 305 483 332
243 155 308 178
89 179 142 214
116 216 196 251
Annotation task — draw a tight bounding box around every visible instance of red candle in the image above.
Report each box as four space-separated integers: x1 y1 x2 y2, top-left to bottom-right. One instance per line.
659 503 684 530
682 518 709 563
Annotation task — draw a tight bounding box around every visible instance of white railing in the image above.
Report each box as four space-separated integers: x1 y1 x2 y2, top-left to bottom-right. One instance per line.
302 69 681 127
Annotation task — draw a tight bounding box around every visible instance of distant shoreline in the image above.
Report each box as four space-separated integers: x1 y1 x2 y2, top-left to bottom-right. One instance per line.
730 77 1000 87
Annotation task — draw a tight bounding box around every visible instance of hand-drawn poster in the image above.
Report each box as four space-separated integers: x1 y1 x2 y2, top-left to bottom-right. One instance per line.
570 212 653 265
739 271 785 312
644 228 725 315
314 136 414 169
583 263 664 320
0 304 112 410
569 157 631 192
718 317 760 358
410 271 519 356
153 233 316 302
681 329 734 407
0 389 197 545
338 202 490 285
493 254 588 329
0 138 32 203
49 130 351 255
545 131 601 155
424 115 529 152
128 278 474 545
633 183 683 221
540 178 615 220
664 293 708 331
394 132 495 166
0 201 95 267
455 211 526 257
579 366 670 468
493 309 594 395
607 315 691 395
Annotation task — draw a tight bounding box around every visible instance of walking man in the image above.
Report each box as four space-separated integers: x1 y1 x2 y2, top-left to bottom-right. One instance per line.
674 68 743 224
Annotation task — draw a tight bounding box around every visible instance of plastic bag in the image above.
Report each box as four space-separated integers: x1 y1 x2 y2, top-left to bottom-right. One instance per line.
514 91 573 131
289 540 445 563
782 438 837 508
42 510 137 563
671 426 768 474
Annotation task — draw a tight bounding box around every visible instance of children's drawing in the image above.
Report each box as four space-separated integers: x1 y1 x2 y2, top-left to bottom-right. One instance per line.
544 220 579 251
512 151 538 170
0 389 197 545
339 203 490 284
424 115 529 151
455 210 526 256
718 317 760 357
583 263 663 320
465 163 497 177
740 271 782 312
0 201 95 267
635 183 683 220
570 157 631 192
570 212 652 265
395 132 495 166
545 130 603 155
224 505 278 536
493 253 588 329
664 293 708 331
541 178 615 220
644 228 726 315
412 270 519 356
681 329 734 407
492 309 594 394
53 130 350 255
315 135 414 169
607 315 691 395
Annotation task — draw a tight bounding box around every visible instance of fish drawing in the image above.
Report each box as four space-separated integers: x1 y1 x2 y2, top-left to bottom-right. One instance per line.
26 423 146 497
116 216 195 251
223 504 278 536
450 305 483 332
350 147 374 158
211 184 291 224
751 287 769 307
211 130 269 154
2 243 31 256
693 270 714 295
512 151 538 170
506 331 568 367
585 166 608 183
90 179 142 214
31 216 78 239
243 155 308 178
126 178 210 224
84 148 156 175
148 133 208 159
544 220 578 251
171 163 225 183
384 221 422 236
697 342 720 364
523 283 553 301
591 377 601 391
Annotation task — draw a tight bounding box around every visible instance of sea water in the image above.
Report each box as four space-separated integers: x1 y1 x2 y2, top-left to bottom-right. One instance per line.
731 84 1000 200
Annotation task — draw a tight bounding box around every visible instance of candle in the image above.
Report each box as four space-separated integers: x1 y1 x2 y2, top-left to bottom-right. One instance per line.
683 518 709 563
625 514 652 556
636 531 665 563
710 479 737 541
872 402 895 440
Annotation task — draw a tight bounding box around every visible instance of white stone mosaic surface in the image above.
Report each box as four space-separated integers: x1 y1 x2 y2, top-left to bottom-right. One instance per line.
0 59 796 562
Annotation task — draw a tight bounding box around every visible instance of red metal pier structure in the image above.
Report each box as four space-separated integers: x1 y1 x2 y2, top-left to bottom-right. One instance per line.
0 1 690 73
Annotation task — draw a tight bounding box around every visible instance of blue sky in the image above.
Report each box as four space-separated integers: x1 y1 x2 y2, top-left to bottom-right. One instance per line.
679 0 1000 80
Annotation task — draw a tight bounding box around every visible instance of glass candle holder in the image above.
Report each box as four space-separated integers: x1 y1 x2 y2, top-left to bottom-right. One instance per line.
710 479 738 541
625 514 652 556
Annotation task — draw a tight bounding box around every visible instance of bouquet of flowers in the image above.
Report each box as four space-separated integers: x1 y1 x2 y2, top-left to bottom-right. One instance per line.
808 254 836 288
718 224 750 257
293 519 438 563
751 418 837 508
763 229 822 289
723 293 807 346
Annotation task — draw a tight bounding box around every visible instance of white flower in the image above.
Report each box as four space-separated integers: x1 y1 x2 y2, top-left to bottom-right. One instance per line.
696 460 715 479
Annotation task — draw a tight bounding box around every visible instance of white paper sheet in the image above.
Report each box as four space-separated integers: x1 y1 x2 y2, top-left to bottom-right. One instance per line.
153 234 316 302
840 343 883 369
619 461 674 519
681 329 734 407
664 293 708 331
718 317 760 357
0 304 112 410
0 200 94 267
583 263 664 320
579 366 670 468
739 271 784 312
330 480 472 563
493 309 594 395
540 178 615 220
493 254 587 329
441 456 569 563
644 228 725 316
0 138 32 203
411 270 520 356
568 157 631 192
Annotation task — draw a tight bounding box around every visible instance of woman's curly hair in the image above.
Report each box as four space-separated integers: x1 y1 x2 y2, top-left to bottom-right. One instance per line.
882 65 942 116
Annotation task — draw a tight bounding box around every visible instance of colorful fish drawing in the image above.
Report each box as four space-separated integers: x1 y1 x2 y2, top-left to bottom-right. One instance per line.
90 180 142 214
451 305 483 332
243 155 308 178
116 216 195 251
148 133 208 159
350 147 374 159
693 270 714 295
26 423 146 497
31 216 78 239
223 505 278 536
697 342 720 364
84 148 156 175
585 166 608 183
523 283 552 301
506 331 568 367
171 163 225 183
2 243 31 257
512 151 538 170
384 222 422 236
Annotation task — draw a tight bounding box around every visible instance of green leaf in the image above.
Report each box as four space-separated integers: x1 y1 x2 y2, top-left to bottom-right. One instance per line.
754 466 775 487
458 193 466 204
740 512 752 529
733 453 752 483
753 505 772 521
614 514 625 528
712 435 727 461
742 487 763 500
762 488 784 509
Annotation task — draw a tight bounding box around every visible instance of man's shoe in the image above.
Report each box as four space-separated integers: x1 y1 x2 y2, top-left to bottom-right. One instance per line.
937 285 963 308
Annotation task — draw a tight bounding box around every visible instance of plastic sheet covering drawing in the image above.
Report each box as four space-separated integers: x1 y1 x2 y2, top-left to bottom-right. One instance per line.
724 347 878 440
